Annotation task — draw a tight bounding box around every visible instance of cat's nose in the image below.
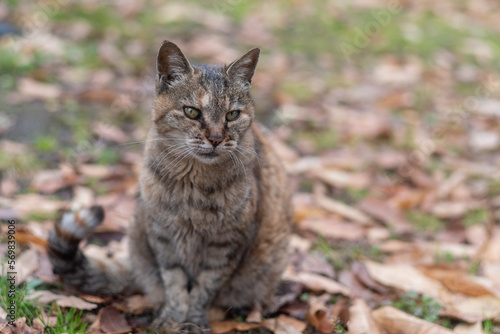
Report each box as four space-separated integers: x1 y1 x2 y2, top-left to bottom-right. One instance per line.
207 134 223 147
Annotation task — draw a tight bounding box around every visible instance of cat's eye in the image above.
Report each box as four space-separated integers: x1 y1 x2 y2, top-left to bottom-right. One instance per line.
226 110 240 121
184 106 200 119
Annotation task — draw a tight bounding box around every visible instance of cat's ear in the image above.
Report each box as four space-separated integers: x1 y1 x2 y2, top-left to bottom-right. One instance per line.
226 48 260 85
157 41 193 87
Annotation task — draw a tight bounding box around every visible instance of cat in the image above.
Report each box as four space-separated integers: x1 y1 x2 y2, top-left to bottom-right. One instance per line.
47 41 292 333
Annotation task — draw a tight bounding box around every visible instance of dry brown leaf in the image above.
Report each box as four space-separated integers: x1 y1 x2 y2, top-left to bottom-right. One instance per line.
372 306 454 334
478 233 500 262
27 291 97 310
10 194 66 219
71 186 95 210
125 295 155 314
438 309 482 324
0 306 6 319
452 296 500 319
364 261 452 304
94 122 129 143
15 248 39 285
210 321 260 334
305 295 335 334
316 195 374 226
275 315 307 332
31 169 77 194
0 317 40 334
18 78 61 100
311 168 370 189
417 265 494 297
14 229 48 248
289 234 312 252
351 262 390 295
283 267 351 296
99 305 131 333
299 218 364 241
453 322 485 334
245 304 262 323
358 198 412 232
263 316 303 334
349 298 386 334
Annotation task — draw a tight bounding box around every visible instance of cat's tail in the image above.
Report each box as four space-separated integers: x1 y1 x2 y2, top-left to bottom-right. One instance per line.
47 206 135 295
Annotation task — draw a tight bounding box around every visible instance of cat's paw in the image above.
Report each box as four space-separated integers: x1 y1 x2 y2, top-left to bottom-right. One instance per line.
152 317 183 333
57 205 104 241
182 322 211 334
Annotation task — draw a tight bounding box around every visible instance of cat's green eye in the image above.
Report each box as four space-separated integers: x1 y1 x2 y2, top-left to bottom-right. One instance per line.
226 110 240 121
184 107 200 119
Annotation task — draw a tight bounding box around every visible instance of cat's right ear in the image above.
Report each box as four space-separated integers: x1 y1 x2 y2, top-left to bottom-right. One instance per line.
156 41 193 89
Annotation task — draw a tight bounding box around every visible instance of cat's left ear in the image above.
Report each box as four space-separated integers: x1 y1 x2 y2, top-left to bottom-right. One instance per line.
157 41 193 87
226 48 260 85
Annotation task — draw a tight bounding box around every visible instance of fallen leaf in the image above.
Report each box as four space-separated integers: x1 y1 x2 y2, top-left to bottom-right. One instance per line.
372 306 454 334
305 294 335 334
125 295 155 314
10 194 65 219
351 262 390 295
452 296 500 319
18 78 61 100
358 198 412 232
210 321 260 334
299 218 364 241
316 195 374 226
311 168 370 189
283 267 351 296
289 234 312 252
27 291 97 310
0 317 40 334
453 322 485 334
0 306 6 319
364 260 452 305
245 305 262 323
31 169 77 193
417 265 494 297
291 251 335 278
94 122 129 143
263 316 303 334
99 305 132 333
349 298 385 334
16 248 39 284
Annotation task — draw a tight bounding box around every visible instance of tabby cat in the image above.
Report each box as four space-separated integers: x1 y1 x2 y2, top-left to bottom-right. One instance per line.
48 41 292 333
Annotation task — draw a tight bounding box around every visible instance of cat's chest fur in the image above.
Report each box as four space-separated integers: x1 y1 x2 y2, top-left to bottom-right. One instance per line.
139 161 258 277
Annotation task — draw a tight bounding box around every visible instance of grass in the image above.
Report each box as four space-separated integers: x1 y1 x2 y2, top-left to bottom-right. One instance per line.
406 210 445 233
463 208 488 227
314 237 385 271
25 211 59 222
391 291 442 323
40 304 88 334
1 273 88 331
0 274 40 325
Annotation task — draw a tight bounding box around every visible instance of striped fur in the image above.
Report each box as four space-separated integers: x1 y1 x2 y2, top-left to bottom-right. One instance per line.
48 42 292 333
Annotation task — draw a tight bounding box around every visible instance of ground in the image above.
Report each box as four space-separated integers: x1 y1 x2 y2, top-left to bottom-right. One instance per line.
1 0 500 333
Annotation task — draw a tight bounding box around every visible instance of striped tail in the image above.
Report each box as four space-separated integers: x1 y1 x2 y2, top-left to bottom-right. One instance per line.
47 206 134 295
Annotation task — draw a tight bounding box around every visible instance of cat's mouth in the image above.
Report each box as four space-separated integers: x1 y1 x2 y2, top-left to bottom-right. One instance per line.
197 151 219 158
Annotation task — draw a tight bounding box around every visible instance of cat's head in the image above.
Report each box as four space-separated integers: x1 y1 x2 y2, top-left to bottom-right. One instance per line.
152 41 259 164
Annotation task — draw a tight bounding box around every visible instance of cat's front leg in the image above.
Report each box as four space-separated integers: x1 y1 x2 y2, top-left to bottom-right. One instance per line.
185 243 243 334
152 267 191 331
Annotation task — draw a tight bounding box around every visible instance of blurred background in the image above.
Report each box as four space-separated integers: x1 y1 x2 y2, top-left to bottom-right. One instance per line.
1 0 500 332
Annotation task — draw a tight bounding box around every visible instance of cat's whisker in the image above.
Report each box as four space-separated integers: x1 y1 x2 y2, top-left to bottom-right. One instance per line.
151 142 186 166
152 144 189 176
236 146 262 170
229 151 247 182
120 137 187 146
158 148 194 183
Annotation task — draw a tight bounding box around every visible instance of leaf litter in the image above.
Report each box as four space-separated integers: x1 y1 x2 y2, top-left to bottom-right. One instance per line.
2 0 500 333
